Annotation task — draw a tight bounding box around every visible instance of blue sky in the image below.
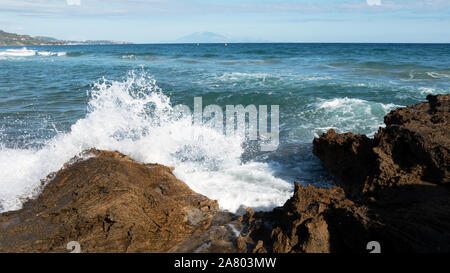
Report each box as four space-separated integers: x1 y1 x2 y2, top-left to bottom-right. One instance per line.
1 0 449 43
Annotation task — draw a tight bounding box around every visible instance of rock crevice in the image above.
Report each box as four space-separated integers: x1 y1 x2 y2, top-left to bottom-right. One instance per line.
241 94 449 253
0 149 238 253
1 95 449 253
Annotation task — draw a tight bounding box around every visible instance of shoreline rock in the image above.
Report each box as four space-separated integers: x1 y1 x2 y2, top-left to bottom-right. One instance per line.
240 94 449 253
313 94 449 201
1 94 449 253
0 149 240 253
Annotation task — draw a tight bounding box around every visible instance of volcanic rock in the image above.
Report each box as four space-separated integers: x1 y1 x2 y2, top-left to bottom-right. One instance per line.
313 94 449 200
311 94 450 252
0 149 239 253
239 94 450 253
1 95 449 253
238 183 378 253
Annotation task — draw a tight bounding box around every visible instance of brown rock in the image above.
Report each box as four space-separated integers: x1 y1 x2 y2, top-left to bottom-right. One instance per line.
310 94 450 252
245 183 376 253
0 149 236 253
237 235 247 252
2 95 449 253
379 94 449 185
313 94 450 200
312 130 375 198
243 95 450 253
252 240 267 253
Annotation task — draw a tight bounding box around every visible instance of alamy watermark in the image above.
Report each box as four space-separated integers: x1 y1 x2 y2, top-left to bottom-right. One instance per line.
67 241 81 253
366 241 381 253
172 97 279 152
66 240 380 253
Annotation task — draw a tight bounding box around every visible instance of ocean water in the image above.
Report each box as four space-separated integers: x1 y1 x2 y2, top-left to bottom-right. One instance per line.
0 43 449 213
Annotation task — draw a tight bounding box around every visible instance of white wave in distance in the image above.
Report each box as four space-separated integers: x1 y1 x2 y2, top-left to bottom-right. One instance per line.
0 48 66 57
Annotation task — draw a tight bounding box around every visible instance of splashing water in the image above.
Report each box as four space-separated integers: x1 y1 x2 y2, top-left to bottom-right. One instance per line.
0 70 293 213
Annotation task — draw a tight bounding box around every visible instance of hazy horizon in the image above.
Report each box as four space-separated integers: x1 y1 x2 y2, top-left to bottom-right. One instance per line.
1 0 450 43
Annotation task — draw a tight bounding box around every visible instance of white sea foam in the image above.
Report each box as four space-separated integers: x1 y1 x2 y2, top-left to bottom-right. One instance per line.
301 76 332 81
0 48 66 58
37 51 54 56
122 54 136 59
0 70 293 213
0 48 36 57
419 87 436 95
218 72 272 81
37 51 66 57
318 97 367 109
425 71 450 79
313 97 401 137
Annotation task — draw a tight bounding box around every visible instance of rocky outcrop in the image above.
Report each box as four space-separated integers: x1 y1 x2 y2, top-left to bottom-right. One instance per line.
1 95 448 253
0 149 240 253
312 94 450 252
313 94 449 201
237 94 450 253
236 183 379 253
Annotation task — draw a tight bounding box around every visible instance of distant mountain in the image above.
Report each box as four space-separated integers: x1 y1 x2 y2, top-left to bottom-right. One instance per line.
0 30 62 46
175 32 228 43
171 32 270 43
0 30 131 46
35 36 60 42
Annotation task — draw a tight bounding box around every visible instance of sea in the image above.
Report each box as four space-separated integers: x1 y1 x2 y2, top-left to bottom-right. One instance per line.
0 43 449 213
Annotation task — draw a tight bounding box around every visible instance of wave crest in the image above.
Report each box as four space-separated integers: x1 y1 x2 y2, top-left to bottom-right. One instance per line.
0 70 292 213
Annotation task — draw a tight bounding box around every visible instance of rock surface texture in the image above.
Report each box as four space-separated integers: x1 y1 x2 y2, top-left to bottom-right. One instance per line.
1 95 449 253
239 94 449 253
0 149 240 253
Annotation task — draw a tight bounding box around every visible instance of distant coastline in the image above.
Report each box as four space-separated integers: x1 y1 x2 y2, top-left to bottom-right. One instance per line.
0 30 132 46
3 30 448 46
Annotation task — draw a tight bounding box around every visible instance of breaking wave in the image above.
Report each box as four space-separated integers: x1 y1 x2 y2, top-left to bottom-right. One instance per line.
0 70 293 213
0 48 66 57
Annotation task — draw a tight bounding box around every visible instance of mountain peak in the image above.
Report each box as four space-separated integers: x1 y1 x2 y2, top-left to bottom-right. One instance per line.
175 32 228 43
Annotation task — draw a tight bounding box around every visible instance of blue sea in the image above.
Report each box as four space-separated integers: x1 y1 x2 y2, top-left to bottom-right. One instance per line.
0 43 449 213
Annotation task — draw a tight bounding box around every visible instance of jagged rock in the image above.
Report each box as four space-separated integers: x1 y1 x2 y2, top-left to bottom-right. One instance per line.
1 95 448 253
312 130 375 198
238 95 450 253
380 94 449 185
313 94 450 200
241 183 377 253
309 94 450 252
237 235 247 252
0 149 238 253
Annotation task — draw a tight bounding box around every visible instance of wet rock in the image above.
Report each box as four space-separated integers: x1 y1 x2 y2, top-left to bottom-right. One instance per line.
309 94 450 252
240 95 450 253
313 94 450 200
242 183 376 253
0 149 237 253
1 95 448 253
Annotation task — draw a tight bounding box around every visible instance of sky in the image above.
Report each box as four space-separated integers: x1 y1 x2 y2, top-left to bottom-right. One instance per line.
0 0 449 43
